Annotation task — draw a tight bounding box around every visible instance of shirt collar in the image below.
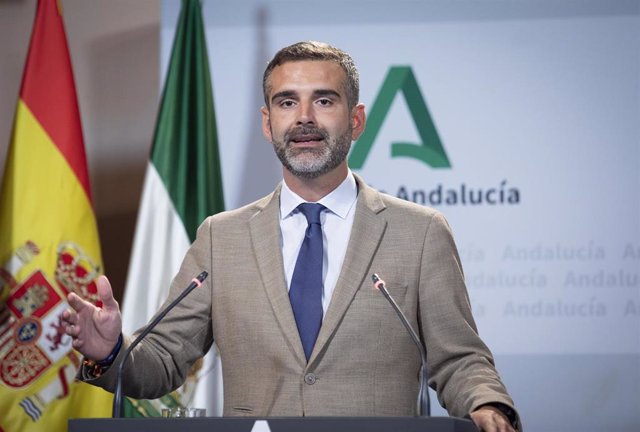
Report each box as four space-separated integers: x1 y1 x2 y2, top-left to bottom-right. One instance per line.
280 170 358 220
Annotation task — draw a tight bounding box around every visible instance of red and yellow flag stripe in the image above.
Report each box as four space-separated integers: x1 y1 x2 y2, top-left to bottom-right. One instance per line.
0 1 112 430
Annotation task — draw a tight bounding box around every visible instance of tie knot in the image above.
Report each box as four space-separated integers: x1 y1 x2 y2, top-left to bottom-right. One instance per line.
298 203 325 225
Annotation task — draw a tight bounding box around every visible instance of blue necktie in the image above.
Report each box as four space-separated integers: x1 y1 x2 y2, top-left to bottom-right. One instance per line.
289 203 325 361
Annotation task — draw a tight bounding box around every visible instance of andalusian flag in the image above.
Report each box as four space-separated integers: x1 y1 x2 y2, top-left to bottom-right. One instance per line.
0 0 113 430
120 0 225 417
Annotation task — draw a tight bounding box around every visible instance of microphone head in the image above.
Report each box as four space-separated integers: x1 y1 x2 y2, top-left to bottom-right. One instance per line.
371 273 386 290
196 271 209 283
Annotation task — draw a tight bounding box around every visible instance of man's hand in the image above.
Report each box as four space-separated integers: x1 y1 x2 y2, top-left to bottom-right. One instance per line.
469 405 516 432
61 275 122 361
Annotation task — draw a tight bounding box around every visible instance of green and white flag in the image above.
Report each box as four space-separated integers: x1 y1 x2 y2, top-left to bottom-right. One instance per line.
121 0 225 417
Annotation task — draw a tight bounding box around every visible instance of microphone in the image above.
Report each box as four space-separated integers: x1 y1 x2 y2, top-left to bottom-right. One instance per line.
371 273 430 417
112 271 209 418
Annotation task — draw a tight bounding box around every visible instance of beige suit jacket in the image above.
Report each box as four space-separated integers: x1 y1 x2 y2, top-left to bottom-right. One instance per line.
91 174 518 424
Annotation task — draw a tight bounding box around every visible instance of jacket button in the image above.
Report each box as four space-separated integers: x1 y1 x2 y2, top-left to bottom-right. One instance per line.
304 373 317 385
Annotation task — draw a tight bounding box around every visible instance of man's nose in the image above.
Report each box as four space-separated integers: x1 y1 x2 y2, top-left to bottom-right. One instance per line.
296 102 316 125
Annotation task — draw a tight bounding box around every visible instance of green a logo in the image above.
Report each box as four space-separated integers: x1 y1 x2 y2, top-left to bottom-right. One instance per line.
349 66 451 169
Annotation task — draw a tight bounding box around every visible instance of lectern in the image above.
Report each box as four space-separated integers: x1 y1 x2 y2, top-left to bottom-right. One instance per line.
69 416 477 432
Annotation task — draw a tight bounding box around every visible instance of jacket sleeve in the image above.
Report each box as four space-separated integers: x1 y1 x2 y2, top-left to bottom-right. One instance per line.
419 212 522 430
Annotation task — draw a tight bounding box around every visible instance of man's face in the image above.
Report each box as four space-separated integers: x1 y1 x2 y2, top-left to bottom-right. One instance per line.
261 60 364 179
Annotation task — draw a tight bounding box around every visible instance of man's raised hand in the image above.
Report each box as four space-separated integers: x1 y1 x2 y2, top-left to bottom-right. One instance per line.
62 275 122 361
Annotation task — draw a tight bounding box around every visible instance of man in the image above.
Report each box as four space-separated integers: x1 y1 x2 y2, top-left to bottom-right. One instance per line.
63 41 521 431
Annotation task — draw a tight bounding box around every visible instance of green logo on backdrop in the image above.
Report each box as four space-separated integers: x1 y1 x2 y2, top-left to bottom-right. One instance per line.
349 66 451 169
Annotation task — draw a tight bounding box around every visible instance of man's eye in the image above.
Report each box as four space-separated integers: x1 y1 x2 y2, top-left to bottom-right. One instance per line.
317 99 332 106
280 100 296 107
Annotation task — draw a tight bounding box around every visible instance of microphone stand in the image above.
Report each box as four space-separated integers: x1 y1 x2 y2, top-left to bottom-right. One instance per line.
372 273 430 417
112 271 209 418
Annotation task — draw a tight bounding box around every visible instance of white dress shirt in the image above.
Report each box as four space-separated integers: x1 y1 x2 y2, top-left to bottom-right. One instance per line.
279 171 358 315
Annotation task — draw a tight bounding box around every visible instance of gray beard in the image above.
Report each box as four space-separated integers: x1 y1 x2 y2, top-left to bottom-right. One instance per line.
272 127 352 179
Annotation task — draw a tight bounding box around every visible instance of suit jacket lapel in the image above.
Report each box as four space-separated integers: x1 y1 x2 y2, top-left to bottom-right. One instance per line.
249 185 307 366
310 175 387 365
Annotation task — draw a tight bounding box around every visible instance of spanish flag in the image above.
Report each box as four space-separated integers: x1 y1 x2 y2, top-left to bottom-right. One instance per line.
0 1 112 430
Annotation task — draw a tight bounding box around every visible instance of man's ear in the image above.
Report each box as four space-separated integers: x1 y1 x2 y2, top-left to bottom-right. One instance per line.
261 106 272 142
351 103 366 141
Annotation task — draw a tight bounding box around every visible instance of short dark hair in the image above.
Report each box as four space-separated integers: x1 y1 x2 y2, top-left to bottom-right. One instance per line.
263 41 359 110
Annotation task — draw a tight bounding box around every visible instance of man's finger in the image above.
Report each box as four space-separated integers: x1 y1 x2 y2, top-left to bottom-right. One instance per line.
96 275 119 312
67 292 89 312
62 308 77 325
66 324 80 337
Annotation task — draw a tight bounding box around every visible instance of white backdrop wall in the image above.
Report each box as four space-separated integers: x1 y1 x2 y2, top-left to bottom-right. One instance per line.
161 1 640 430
